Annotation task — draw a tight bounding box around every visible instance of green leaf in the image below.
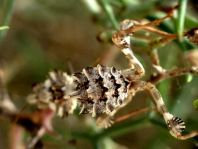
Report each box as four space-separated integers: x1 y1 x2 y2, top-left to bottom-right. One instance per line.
0 26 9 31
186 74 193 83
193 99 198 109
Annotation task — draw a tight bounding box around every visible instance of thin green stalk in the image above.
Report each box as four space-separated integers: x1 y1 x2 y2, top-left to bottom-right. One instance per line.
71 117 148 141
0 0 15 42
176 0 188 41
95 117 148 139
98 0 119 30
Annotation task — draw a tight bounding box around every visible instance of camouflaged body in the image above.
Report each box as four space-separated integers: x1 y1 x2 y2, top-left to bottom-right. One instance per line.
74 64 130 117
28 65 130 118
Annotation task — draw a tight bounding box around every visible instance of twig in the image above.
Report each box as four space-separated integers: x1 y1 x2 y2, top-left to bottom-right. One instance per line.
177 131 198 140
115 107 152 123
119 8 174 36
149 66 198 84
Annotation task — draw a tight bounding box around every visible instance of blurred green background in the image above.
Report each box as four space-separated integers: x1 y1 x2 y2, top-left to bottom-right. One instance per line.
0 0 198 149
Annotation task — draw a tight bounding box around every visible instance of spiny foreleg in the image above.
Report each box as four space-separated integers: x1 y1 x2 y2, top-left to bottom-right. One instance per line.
131 81 186 138
112 25 145 80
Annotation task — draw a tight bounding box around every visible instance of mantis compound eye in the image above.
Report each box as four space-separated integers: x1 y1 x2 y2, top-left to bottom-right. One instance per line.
112 19 139 48
120 19 139 31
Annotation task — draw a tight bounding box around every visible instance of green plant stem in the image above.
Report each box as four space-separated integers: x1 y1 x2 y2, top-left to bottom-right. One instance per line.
98 0 119 30
146 14 196 51
96 117 148 139
176 0 188 41
0 0 14 42
71 117 148 140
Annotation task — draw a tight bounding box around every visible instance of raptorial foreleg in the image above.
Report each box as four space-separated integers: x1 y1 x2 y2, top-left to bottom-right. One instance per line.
131 81 186 138
112 30 145 80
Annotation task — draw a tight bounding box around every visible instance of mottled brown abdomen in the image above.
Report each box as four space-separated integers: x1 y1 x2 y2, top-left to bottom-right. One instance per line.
28 65 130 118
73 64 130 117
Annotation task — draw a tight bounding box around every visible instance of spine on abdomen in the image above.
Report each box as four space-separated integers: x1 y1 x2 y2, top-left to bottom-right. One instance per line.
27 70 77 117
